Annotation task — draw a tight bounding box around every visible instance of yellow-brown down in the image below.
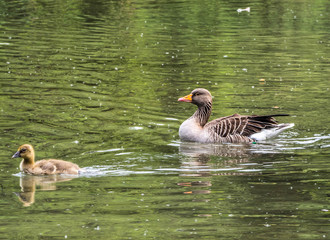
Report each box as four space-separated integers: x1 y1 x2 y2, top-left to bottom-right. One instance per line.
12 144 80 175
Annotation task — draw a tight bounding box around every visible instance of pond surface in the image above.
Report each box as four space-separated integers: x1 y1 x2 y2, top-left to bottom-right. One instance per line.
0 0 329 239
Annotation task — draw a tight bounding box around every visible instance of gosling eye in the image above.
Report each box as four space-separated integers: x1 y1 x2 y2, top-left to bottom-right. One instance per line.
20 148 27 153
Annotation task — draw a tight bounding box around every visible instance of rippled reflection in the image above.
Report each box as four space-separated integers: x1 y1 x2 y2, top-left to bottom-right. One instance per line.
179 141 253 158
14 175 77 207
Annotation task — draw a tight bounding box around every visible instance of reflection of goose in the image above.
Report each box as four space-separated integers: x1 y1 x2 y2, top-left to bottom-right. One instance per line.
14 175 77 207
178 88 294 143
179 142 263 177
177 142 263 198
179 141 252 159
177 181 212 195
12 144 81 175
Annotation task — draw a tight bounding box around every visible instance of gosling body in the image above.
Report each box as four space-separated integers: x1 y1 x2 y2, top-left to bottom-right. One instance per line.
12 144 80 175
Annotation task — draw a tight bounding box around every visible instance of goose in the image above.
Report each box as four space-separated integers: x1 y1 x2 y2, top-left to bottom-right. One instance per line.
12 144 81 175
178 88 294 143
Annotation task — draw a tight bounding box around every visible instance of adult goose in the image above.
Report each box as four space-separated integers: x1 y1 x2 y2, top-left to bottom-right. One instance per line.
178 88 294 143
12 144 81 175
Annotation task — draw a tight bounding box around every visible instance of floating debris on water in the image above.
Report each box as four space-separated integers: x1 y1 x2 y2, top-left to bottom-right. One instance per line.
237 7 250 13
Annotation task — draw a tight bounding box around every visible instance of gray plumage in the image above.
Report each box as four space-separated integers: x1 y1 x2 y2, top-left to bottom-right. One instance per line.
178 88 294 143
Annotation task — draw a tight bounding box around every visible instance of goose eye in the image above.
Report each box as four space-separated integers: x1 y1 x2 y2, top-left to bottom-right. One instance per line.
20 149 27 153
195 93 200 96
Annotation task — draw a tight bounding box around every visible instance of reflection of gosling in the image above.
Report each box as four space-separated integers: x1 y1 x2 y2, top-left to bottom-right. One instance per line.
12 144 80 175
15 175 77 207
14 176 36 207
15 175 76 207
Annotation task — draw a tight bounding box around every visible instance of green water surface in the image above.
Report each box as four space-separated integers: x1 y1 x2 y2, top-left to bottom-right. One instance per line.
0 0 329 239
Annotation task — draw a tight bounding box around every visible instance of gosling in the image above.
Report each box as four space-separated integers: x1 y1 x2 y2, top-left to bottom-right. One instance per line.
12 144 80 175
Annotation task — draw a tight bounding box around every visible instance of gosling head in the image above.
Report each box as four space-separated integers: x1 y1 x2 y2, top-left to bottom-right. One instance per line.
178 88 212 107
12 144 35 161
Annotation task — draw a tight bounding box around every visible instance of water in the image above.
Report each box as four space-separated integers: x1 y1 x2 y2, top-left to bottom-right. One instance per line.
0 0 329 239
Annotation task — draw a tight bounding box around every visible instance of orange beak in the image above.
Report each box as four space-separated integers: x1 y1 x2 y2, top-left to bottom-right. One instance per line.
178 94 192 102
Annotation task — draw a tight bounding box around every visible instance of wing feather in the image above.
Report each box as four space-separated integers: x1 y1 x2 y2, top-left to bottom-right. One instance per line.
206 114 285 140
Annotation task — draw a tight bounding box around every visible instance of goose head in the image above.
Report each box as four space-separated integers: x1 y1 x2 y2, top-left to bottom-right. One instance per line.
12 144 35 162
178 88 212 107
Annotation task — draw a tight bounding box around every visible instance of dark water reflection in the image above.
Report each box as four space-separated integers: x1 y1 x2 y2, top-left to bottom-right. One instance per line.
0 0 329 239
14 174 78 207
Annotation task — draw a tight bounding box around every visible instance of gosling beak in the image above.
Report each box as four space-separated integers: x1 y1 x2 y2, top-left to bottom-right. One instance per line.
178 94 192 102
12 151 21 158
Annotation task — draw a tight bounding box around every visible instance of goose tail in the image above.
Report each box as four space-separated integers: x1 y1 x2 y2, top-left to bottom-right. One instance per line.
251 123 295 141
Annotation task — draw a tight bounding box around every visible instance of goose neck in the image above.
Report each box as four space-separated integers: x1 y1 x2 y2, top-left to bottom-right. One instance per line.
193 101 212 126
